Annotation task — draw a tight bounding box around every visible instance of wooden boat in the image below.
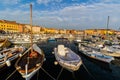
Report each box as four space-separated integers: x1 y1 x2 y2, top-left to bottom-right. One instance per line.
15 4 45 80
54 44 82 71
0 38 11 49
0 46 25 68
15 44 45 80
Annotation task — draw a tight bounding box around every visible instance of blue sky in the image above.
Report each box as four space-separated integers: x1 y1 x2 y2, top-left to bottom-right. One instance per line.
0 0 120 30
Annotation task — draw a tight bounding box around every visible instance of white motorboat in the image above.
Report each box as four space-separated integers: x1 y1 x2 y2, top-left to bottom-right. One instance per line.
54 44 82 71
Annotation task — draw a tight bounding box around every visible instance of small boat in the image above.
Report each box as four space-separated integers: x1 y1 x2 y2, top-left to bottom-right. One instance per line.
0 46 25 68
0 38 11 49
73 39 82 46
101 46 120 57
47 37 56 42
11 38 38 44
79 45 114 63
54 44 82 71
15 44 45 80
55 38 68 42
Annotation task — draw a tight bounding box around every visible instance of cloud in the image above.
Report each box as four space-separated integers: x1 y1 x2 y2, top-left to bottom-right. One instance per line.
37 0 62 5
0 0 120 30
100 0 120 3
19 2 35 8
0 0 20 4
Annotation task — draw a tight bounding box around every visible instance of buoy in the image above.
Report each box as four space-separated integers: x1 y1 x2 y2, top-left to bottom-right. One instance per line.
19 54 22 57
54 61 58 65
44 58 46 61
6 60 11 67
52 52 54 54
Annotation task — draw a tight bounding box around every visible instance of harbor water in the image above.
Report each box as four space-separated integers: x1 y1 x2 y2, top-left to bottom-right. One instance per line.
0 40 120 80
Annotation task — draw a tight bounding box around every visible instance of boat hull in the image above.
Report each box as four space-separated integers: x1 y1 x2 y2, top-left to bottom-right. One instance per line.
15 44 45 80
54 46 82 72
79 50 111 70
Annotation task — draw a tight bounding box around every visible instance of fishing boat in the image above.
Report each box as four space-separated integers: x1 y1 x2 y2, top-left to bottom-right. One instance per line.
15 44 45 80
15 4 45 80
0 38 11 49
54 44 82 71
0 46 25 68
79 44 114 63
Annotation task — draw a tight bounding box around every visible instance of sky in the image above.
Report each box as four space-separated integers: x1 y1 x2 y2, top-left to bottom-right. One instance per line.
0 0 120 30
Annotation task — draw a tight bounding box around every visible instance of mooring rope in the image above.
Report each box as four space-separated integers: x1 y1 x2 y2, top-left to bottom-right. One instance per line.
72 72 76 80
82 63 97 80
37 70 39 80
6 69 17 80
41 67 56 80
57 67 63 80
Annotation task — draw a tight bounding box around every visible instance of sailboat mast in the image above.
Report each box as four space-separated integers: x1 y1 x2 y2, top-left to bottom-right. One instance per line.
30 4 33 52
106 16 109 39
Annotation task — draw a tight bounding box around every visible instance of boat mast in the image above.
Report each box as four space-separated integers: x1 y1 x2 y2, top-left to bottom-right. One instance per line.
106 16 109 40
30 4 33 52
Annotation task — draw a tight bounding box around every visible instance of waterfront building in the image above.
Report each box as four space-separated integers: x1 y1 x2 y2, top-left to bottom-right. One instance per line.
45 28 57 34
77 30 84 35
115 30 120 35
32 26 41 34
84 29 115 36
18 24 24 33
0 20 19 33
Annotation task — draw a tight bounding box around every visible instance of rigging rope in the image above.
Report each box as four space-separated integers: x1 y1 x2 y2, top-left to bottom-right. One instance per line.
41 67 56 80
6 69 17 80
82 63 97 80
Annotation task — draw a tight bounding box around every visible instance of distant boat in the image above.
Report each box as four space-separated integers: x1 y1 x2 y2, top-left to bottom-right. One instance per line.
55 38 68 42
0 38 11 49
54 44 82 71
0 46 25 68
79 44 114 63
10 38 38 44
101 45 120 57
47 37 56 42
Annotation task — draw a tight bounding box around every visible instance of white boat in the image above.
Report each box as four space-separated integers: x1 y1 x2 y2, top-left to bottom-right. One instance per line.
79 45 114 63
100 45 120 57
80 42 120 58
0 46 25 68
15 44 45 80
54 44 82 71
10 37 38 44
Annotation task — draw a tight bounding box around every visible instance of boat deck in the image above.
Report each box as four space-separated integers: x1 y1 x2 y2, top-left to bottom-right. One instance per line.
17 51 44 70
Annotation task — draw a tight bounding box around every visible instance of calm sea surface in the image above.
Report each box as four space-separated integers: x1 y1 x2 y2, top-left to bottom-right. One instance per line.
0 41 120 80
